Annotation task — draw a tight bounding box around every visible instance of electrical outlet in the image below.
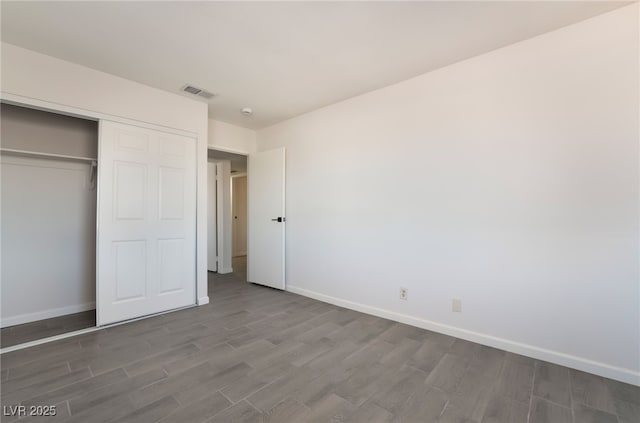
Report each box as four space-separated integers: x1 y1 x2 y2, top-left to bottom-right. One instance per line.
452 298 462 312
400 287 408 300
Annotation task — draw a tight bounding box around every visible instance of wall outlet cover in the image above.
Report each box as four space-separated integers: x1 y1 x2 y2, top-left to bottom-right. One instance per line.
400 287 408 300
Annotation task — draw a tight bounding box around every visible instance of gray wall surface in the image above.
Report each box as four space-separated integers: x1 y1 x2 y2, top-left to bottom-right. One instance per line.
1 103 98 158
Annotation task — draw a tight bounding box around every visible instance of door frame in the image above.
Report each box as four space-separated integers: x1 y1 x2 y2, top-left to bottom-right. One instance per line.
2 93 206 325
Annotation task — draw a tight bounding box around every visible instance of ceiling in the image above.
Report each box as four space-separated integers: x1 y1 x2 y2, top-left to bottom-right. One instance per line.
1 1 631 129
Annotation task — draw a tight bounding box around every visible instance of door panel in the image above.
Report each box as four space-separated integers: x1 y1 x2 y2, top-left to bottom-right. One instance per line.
159 167 185 220
116 130 149 153
113 241 147 302
248 148 285 290
160 136 186 158
158 239 185 294
98 121 196 326
114 162 146 219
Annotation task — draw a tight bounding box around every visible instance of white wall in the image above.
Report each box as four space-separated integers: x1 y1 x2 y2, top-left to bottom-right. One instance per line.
1 43 210 306
258 5 639 384
208 118 256 154
1 156 96 326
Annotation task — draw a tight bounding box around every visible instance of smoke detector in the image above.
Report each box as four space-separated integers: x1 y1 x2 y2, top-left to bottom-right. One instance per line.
181 84 216 100
241 108 253 117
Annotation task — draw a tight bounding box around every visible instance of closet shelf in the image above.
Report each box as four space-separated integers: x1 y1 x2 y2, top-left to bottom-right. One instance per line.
0 148 96 163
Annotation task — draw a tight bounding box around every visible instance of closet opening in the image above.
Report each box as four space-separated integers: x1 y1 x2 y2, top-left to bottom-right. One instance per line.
0 103 98 347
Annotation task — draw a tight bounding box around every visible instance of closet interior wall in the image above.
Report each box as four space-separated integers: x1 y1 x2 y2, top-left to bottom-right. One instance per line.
1 103 98 328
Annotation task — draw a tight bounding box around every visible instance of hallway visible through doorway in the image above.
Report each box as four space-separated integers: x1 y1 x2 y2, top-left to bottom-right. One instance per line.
209 256 247 285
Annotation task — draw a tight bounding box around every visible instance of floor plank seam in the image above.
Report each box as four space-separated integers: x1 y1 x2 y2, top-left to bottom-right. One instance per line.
243 397 262 414
171 393 183 407
527 362 537 423
218 389 234 404
224 341 238 351
568 369 577 423
531 394 572 411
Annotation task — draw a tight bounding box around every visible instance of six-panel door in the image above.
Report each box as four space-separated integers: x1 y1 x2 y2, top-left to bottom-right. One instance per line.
97 121 196 326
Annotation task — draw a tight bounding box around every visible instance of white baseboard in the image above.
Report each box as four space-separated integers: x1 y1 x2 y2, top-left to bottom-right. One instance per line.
198 296 210 306
1 302 96 328
218 267 233 274
286 285 639 386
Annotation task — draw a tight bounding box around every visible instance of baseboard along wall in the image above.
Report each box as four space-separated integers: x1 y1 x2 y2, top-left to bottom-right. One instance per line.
287 285 639 386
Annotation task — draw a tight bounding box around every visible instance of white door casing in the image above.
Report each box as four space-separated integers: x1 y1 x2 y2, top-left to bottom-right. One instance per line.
216 161 233 274
97 121 196 326
207 161 217 272
232 175 247 257
247 148 285 290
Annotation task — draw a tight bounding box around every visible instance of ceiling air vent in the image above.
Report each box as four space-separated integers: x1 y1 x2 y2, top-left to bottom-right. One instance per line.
181 84 216 100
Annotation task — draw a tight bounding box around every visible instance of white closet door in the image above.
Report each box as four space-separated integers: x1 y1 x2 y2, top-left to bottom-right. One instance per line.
97 121 196 326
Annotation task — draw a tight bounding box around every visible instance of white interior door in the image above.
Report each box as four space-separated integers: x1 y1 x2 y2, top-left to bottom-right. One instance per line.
248 148 285 289
97 120 196 326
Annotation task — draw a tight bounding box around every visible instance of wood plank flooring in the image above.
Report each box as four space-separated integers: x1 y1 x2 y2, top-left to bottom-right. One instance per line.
1 311 96 348
1 265 638 422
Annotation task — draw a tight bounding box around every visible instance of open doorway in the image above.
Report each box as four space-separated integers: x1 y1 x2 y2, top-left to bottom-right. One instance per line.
207 147 286 290
207 149 247 282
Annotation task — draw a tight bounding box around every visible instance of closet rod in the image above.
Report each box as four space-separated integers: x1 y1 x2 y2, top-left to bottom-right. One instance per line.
0 148 96 163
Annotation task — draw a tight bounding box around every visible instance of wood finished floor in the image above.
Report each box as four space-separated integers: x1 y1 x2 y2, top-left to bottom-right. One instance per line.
1 266 638 422
1 311 96 348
